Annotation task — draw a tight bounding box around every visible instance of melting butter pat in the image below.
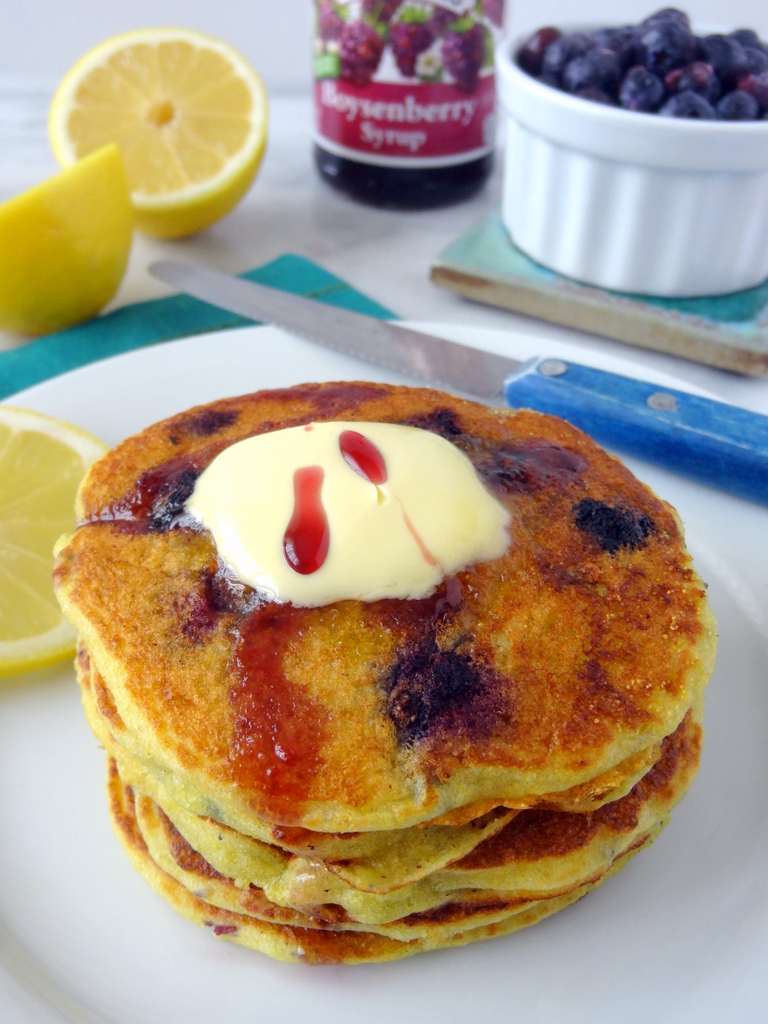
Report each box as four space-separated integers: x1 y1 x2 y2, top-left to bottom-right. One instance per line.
186 421 510 607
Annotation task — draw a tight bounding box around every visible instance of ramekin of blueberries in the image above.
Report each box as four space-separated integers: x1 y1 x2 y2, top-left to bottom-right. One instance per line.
495 8 768 296
518 7 768 120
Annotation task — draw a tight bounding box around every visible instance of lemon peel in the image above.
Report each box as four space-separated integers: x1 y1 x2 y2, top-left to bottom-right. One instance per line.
0 406 107 679
0 145 133 335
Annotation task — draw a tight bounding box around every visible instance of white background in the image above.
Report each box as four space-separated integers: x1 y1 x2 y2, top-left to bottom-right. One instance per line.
3 0 768 92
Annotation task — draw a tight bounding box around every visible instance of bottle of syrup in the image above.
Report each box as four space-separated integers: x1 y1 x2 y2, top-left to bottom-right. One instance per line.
312 1 506 209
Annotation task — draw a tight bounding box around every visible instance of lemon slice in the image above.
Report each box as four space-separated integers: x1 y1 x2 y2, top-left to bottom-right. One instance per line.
0 145 133 336
0 407 107 679
49 29 269 239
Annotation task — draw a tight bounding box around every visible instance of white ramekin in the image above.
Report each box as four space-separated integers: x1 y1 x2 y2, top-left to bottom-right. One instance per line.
496 31 768 297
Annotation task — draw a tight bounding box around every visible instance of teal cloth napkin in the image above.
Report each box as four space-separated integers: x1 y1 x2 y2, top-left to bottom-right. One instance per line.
0 254 396 401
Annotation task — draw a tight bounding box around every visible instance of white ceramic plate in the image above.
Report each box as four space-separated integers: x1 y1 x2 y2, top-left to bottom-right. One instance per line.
2 324 767 1024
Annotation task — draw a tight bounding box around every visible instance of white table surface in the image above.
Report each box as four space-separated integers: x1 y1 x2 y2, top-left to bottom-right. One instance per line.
2 79 768 418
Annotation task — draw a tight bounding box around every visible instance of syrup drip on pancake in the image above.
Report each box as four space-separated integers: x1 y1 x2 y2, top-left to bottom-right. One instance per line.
283 466 330 575
229 604 331 822
89 451 210 532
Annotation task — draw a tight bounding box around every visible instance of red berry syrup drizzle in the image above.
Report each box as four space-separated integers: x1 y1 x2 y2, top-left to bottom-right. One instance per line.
339 429 387 485
283 466 330 575
228 605 330 822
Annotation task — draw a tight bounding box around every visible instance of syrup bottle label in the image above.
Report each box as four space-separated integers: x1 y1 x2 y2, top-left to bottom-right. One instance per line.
312 1 506 167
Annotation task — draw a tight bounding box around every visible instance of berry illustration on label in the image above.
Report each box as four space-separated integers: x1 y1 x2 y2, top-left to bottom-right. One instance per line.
312 1 505 165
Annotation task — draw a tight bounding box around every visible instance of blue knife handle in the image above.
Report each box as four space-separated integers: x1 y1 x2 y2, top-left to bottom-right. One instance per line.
503 358 768 507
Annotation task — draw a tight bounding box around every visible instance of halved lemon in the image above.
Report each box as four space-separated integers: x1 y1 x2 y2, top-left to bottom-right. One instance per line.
49 28 269 239
0 407 107 679
0 144 133 336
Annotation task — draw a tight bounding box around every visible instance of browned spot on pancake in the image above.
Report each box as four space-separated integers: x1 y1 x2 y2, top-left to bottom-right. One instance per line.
228 604 331 822
156 805 225 880
292 928 418 966
303 903 353 926
176 408 240 437
465 807 601 866
403 896 528 926
425 801 508 828
266 824 360 850
469 439 588 495
76 644 91 689
404 407 465 439
623 831 654 857
106 759 147 853
91 663 125 732
266 382 390 416
402 409 588 496
632 709 701 804
576 658 653 730
458 710 697 870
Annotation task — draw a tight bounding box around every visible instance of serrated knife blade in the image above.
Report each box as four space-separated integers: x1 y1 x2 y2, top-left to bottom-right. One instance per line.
149 260 520 401
148 259 768 506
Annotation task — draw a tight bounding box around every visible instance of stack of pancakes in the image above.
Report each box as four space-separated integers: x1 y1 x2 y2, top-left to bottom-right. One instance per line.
54 383 716 965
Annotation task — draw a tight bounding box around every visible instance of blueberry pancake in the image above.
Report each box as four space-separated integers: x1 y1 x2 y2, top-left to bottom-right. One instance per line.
55 382 716 961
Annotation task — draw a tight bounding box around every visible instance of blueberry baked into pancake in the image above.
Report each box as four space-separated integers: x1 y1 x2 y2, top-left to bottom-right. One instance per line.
54 382 716 964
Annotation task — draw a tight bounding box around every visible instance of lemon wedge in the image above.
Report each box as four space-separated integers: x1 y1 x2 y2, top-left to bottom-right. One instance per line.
0 406 107 679
49 28 269 239
0 145 133 336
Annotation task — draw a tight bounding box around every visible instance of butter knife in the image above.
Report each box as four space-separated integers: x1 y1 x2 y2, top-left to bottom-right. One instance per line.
149 259 768 507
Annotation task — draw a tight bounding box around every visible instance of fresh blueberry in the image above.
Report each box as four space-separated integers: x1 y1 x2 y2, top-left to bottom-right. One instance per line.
716 89 761 120
665 61 721 104
524 14 768 118
541 33 594 84
591 26 645 71
640 21 698 77
744 47 768 75
699 35 750 90
640 8 691 30
518 27 562 76
738 72 768 110
729 29 761 50
576 86 615 105
563 49 622 96
660 90 717 118
619 66 666 111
